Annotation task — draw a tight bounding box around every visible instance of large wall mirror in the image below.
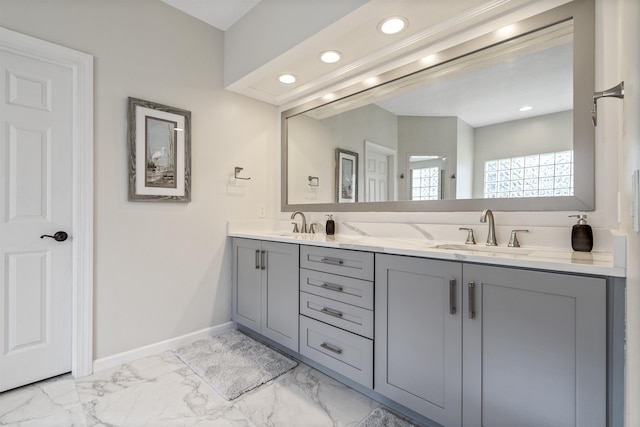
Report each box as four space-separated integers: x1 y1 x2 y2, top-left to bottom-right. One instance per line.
282 0 594 212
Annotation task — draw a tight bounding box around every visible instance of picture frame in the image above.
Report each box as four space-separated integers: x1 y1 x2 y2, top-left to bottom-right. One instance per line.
335 148 358 203
127 97 191 202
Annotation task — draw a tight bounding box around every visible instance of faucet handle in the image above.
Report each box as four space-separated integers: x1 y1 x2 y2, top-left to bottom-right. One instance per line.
291 222 300 233
459 227 476 245
508 229 529 247
308 223 318 234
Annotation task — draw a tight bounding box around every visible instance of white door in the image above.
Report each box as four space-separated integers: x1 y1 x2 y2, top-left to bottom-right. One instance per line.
0 47 74 391
366 150 389 202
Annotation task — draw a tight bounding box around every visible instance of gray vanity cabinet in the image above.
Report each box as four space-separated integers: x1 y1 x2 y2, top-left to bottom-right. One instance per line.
232 238 299 352
462 264 606 427
375 254 463 427
375 255 607 427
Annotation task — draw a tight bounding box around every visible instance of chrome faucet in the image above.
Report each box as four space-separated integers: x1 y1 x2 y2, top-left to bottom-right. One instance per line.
290 211 307 233
480 209 497 246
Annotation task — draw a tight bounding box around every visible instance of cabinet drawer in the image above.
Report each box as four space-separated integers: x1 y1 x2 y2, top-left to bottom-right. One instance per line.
300 315 373 388
300 292 373 338
300 246 374 281
300 268 373 309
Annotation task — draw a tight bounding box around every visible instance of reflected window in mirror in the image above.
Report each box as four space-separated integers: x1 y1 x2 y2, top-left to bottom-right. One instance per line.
483 150 574 199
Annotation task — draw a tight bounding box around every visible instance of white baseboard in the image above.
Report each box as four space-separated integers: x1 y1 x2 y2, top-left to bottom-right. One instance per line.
92 322 235 374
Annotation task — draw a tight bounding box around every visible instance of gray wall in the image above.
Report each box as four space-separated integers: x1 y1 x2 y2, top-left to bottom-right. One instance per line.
0 0 278 360
472 110 573 198
397 116 459 201
287 104 398 204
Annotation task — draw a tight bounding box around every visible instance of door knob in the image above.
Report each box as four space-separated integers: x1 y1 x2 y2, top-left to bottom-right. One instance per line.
40 231 69 242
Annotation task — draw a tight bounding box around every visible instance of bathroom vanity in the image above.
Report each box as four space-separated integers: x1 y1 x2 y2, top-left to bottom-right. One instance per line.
230 229 624 427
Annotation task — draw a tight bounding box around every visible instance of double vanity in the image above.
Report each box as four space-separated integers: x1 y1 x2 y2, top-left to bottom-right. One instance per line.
230 222 625 427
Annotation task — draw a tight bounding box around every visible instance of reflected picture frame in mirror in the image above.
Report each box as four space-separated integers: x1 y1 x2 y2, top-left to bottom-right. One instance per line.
336 148 358 203
282 0 594 212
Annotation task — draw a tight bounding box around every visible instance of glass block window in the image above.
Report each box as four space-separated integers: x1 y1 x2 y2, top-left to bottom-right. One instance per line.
411 167 440 200
484 150 573 199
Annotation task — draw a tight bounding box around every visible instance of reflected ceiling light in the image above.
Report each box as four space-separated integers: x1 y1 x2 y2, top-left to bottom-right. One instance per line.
519 105 533 112
278 74 296 84
497 25 516 37
320 50 342 64
364 76 380 86
378 16 408 35
322 93 337 102
421 54 437 65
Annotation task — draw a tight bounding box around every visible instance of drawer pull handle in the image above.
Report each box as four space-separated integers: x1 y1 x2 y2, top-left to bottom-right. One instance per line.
320 257 344 266
261 250 266 270
449 279 456 315
320 283 344 292
320 307 343 318
255 250 260 269
468 281 476 320
320 342 343 355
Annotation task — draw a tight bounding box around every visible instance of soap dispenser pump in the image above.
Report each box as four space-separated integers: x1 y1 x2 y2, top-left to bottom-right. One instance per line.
569 214 593 252
325 215 335 236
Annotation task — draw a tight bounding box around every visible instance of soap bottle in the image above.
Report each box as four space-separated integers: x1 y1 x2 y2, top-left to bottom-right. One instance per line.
569 214 593 252
325 214 335 236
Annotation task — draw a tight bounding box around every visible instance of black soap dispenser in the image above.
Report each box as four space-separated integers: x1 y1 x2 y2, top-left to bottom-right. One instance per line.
325 214 335 236
569 214 593 252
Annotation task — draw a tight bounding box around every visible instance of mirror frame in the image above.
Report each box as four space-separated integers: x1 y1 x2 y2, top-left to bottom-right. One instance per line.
281 0 594 212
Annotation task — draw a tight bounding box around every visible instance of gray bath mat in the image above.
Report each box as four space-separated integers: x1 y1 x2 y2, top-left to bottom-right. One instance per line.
173 330 297 400
357 407 418 427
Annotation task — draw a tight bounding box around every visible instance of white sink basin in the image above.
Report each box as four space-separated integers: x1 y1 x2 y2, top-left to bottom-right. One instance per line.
432 243 534 256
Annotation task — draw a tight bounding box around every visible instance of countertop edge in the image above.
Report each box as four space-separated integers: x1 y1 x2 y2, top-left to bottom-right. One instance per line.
228 231 625 278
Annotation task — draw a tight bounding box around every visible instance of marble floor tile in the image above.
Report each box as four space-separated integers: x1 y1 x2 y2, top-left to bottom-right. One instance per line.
0 374 86 427
75 353 253 427
0 347 389 427
233 364 379 427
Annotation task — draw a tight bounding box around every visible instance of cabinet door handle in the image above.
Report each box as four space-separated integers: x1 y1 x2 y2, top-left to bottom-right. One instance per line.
320 283 344 293
320 307 343 318
255 250 260 269
260 250 266 270
320 257 344 266
468 281 476 319
320 342 343 355
449 279 457 315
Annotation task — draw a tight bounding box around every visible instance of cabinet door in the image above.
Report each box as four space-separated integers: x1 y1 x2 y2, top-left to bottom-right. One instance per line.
232 238 262 331
262 241 300 352
375 254 462 427
462 264 606 427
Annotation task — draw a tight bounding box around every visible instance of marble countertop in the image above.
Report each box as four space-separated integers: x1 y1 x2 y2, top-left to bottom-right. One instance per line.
228 229 626 278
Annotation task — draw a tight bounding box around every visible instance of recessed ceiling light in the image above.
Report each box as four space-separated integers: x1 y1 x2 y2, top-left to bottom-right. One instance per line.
320 50 342 64
519 105 533 112
378 16 408 35
278 74 296 84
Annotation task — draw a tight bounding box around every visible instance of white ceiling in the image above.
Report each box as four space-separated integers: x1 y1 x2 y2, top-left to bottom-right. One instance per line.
160 0 262 31
160 0 573 126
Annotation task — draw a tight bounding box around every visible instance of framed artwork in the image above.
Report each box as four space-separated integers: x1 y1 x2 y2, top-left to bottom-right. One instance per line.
127 97 191 202
336 148 358 203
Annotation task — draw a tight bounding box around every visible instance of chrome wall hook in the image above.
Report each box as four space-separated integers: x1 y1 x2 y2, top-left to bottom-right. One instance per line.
592 81 624 126
308 176 319 187
234 167 251 180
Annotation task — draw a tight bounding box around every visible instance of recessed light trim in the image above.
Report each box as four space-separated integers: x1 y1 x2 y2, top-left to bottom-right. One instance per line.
278 74 296 84
320 50 342 64
378 16 408 35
